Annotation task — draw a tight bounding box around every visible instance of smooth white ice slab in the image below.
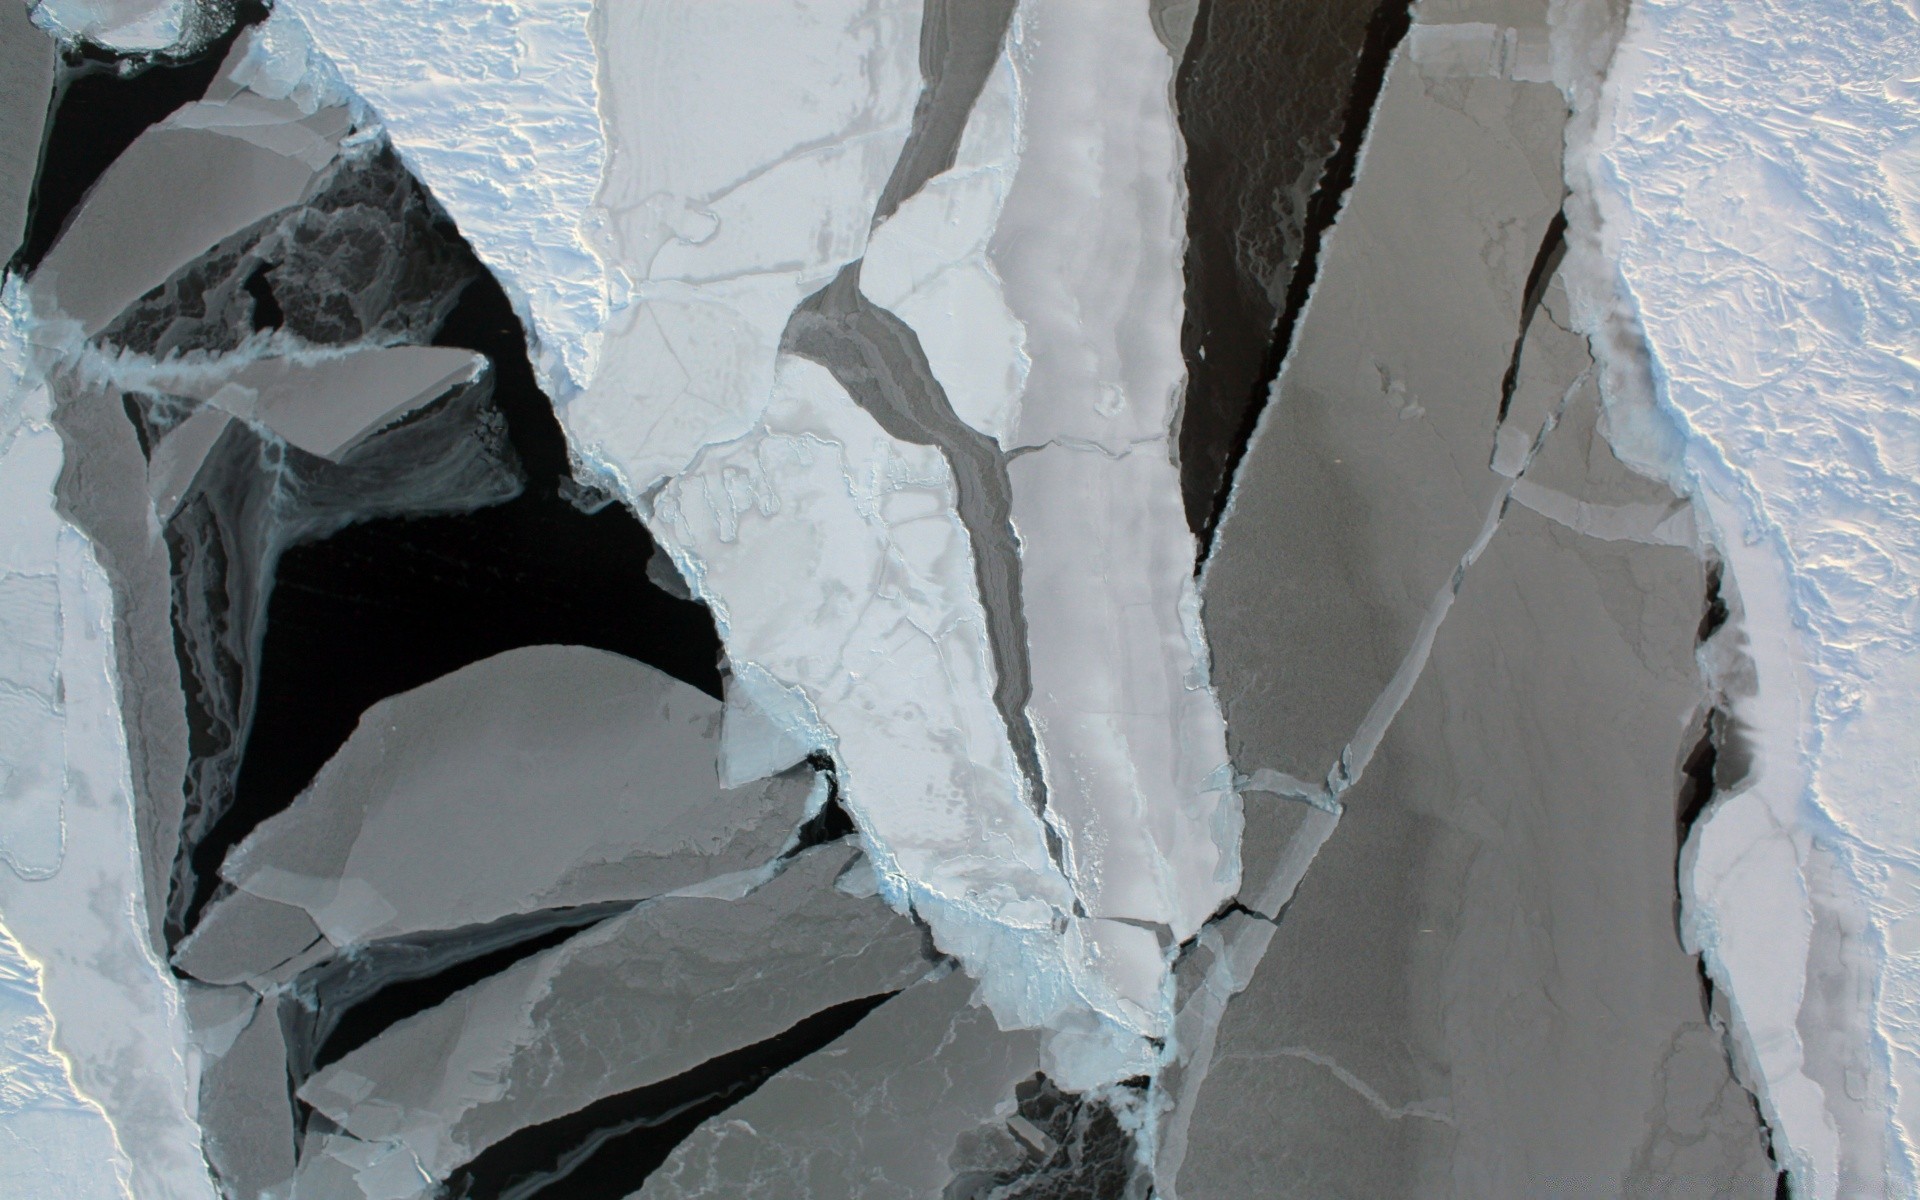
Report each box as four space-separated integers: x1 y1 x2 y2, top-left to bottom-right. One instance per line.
1010 443 1237 938
281 0 605 397
0 287 213 1199
32 91 349 336
200 645 809 957
1591 0 1920 1191
990 0 1187 451
861 52 1027 445
564 0 921 492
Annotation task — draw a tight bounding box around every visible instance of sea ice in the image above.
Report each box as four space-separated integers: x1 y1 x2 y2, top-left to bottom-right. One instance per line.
1583 0 1920 1190
297 842 933 1187
183 644 812 976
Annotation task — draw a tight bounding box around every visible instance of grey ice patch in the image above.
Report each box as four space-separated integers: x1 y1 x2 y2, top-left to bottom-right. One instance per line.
154 345 486 461
0 0 54 261
204 645 812 956
198 992 299 1199
297 843 934 1186
174 887 326 985
637 968 1042 1199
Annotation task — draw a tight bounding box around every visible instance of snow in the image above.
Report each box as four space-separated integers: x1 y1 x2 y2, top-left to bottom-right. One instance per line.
1584 0 1920 1192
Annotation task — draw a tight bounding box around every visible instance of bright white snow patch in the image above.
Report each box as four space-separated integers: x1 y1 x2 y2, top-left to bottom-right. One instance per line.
1592 0 1920 1193
281 0 609 399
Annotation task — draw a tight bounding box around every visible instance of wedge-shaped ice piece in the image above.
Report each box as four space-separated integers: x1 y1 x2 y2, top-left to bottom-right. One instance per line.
861 11 1026 445
184 645 809 977
298 843 931 1184
638 967 1041 1200
32 90 350 335
145 405 234 519
159 345 485 461
197 992 299 1199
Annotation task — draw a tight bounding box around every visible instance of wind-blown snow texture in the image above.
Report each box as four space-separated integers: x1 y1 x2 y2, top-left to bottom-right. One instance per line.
1593 0 1920 1193
285 0 608 400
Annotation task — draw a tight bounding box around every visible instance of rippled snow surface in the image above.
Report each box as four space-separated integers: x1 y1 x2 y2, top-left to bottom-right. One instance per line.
1596 0 1920 1191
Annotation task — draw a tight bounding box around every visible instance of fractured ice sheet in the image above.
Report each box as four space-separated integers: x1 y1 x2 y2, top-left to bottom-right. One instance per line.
651 354 1162 1084
1181 7 1777 1188
178 645 813 982
1591 0 1920 1188
0 291 215 1199
297 842 933 1186
637 967 1042 1199
1008 442 1235 937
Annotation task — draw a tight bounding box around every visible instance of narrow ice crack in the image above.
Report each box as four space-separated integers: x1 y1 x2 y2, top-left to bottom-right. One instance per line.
1236 1046 1454 1126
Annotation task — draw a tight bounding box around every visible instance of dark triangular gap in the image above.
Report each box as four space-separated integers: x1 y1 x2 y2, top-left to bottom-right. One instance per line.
286 900 636 1083
1493 208 1569 427
442 991 899 1200
789 752 856 852
241 260 284 331
182 262 725 938
15 1 268 274
1192 0 1417 567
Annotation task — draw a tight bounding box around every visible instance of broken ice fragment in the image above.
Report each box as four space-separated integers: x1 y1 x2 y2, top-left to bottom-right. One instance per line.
196 991 299 1198
297 842 933 1185
190 644 811 971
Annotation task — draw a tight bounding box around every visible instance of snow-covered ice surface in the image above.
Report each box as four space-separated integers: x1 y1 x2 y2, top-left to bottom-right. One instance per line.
283 0 607 399
0 285 215 1199
1585 0 1920 1192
